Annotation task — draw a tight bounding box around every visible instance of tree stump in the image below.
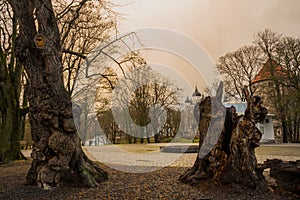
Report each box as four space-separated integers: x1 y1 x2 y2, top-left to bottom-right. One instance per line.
180 83 269 192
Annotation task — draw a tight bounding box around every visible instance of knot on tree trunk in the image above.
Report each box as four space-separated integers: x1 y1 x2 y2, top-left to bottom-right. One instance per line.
48 131 75 155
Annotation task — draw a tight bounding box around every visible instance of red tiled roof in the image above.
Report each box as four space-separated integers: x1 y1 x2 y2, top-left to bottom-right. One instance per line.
252 59 287 84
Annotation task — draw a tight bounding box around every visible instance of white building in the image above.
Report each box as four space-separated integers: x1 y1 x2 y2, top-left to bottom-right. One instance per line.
85 135 107 146
224 102 275 143
257 114 275 143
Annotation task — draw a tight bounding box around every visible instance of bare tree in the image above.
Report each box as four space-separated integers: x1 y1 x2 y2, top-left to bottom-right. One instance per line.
114 65 182 143
275 36 300 92
95 67 118 143
71 31 148 145
8 0 107 188
254 29 300 142
159 108 181 140
0 1 28 162
0 0 117 162
54 0 117 96
217 29 300 143
216 45 263 101
278 36 300 142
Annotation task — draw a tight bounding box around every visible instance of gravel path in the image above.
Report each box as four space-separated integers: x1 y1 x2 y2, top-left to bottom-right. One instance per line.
84 143 300 168
22 143 300 172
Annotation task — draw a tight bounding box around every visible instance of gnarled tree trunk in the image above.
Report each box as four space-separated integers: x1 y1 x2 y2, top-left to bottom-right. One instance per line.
9 0 107 188
180 83 269 192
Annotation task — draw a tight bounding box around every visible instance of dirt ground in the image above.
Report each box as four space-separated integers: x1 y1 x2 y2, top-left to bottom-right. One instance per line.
0 144 299 200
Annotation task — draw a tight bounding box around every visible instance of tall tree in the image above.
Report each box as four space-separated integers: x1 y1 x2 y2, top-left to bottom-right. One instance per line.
95 67 119 144
8 0 106 188
113 65 182 143
216 45 263 101
276 35 300 142
54 0 116 96
255 29 300 142
0 0 117 163
73 47 148 144
218 29 300 143
0 1 25 162
159 108 181 140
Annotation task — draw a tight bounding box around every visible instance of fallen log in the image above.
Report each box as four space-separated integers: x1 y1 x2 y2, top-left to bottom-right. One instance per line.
258 159 300 194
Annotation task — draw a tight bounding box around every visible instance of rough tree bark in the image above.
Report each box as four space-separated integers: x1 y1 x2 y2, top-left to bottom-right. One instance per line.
0 75 23 162
259 159 300 194
0 5 24 163
180 83 269 192
8 0 107 188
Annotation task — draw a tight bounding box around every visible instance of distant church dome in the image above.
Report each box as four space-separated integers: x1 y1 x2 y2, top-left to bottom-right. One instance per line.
192 86 201 97
185 96 192 104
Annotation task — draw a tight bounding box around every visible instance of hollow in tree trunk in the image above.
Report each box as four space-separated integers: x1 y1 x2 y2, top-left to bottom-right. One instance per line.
180 83 269 192
8 0 107 188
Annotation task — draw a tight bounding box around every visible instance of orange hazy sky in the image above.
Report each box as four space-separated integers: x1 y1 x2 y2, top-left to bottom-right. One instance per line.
112 0 300 61
109 0 300 98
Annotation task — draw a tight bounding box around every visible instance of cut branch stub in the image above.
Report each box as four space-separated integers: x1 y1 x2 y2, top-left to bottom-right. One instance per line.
34 33 46 49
